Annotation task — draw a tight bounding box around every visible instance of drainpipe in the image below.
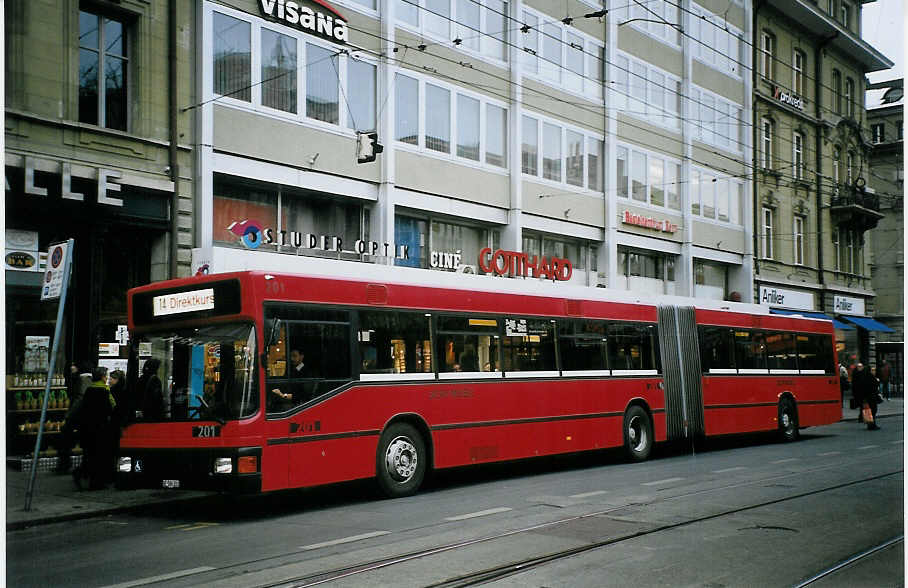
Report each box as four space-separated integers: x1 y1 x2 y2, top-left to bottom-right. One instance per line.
169 0 181 278
815 32 838 310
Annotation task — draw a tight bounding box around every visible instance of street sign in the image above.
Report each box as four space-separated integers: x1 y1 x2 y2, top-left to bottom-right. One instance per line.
40 241 71 300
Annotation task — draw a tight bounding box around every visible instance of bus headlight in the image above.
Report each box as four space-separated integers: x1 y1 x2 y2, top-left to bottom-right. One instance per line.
214 457 233 474
118 457 132 473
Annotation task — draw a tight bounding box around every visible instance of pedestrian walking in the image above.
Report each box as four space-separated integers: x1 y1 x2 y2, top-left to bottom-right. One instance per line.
879 360 891 400
136 358 164 420
73 366 115 489
852 362 880 430
55 361 92 474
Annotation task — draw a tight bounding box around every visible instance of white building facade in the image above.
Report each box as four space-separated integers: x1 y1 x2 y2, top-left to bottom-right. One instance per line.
193 0 753 301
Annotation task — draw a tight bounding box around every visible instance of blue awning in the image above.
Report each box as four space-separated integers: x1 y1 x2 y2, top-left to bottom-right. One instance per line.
769 308 854 330
839 315 895 333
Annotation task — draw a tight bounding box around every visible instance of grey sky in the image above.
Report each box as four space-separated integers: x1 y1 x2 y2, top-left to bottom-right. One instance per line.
862 0 905 81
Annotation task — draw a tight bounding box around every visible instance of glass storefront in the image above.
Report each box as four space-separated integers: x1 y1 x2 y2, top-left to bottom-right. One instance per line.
213 174 370 261
618 247 676 295
395 214 500 273
694 260 728 300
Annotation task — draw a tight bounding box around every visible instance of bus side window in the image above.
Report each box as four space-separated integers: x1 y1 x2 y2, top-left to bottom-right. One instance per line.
436 316 500 373
608 322 659 371
358 310 432 374
734 330 766 371
699 326 734 373
766 332 797 371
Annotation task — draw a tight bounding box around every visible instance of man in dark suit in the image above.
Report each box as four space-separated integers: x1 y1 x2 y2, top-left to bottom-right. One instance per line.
270 350 314 408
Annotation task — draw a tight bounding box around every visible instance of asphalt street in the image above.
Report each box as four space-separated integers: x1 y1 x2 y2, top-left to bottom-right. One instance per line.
7 415 904 587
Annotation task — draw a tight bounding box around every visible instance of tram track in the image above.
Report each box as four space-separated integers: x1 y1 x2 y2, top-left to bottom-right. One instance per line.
157 463 901 588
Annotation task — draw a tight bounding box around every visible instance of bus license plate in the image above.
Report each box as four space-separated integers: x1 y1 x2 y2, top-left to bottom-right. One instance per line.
162 479 180 489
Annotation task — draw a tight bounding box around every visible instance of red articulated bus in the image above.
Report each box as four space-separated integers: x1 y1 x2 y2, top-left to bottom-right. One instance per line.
117 270 841 496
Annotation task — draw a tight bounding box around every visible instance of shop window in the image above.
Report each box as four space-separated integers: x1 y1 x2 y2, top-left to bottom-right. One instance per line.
79 10 129 130
436 316 501 373
280 193 367 260
698 326 735 373
358 311 432 374
619 249 676 295
734 330 766 371
694 261 727 300
394 216 428 268
607 322 659 372
501 318 556 372
524 232 588 271
212 180 278 247
559 319 608 372
261 28 297 113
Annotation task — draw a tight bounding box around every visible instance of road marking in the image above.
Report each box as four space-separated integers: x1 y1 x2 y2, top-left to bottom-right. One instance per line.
166 522 219 532
641 477 683 486
818 451 841 456
858 445 880 450
445 507 513 521
712 467 746 474
771 458 799 464
300 531 391 551
570 490 608 499
99 567 215 588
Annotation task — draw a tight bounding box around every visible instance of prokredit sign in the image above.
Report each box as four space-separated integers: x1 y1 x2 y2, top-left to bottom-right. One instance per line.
478 248 573 281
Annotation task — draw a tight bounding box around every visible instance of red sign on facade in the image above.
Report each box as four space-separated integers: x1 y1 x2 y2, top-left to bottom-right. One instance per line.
478 248 573 281
622 210 678 234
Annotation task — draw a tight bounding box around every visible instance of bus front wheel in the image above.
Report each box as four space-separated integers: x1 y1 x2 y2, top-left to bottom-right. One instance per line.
623 405 653 462
376 422 426 498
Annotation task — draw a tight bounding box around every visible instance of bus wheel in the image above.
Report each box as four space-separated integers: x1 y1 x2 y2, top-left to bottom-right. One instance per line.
376 422 426 498
778 398 799 442
623 405 653 462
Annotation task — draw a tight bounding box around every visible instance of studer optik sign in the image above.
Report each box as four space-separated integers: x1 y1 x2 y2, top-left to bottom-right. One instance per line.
258 0 349 44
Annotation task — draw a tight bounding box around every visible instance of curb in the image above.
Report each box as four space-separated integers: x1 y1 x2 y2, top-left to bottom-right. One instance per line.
7 493 212 531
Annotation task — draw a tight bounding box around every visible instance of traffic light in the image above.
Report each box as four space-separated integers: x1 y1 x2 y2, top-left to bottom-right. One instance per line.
356 131 383 164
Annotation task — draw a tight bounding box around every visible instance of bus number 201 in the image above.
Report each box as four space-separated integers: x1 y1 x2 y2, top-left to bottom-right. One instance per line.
192 425 221 438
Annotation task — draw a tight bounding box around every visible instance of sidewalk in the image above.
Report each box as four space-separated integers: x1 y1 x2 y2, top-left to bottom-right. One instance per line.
6 400 903 531
5 469 214 530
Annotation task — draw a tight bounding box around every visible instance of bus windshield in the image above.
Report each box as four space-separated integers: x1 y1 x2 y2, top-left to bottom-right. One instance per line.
130 323 258 422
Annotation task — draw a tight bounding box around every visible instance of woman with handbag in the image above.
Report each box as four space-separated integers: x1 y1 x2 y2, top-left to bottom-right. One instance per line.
852 363 880 430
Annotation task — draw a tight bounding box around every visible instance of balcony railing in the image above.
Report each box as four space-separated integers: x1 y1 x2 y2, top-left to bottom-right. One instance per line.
830 185 885 231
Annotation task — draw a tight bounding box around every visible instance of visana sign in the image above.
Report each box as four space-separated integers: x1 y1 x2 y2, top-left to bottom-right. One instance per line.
773 86 804 111
259 0 348 44
478 248 573 281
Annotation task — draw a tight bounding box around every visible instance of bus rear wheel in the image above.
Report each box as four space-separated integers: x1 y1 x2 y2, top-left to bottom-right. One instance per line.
376 422 426 498
623 405 653 462
778 398 799 442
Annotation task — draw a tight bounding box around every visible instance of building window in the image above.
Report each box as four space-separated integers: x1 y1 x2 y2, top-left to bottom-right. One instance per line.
615 144 684 212
792 50 805 96
832 147 841 193
398 0 507 62
841 2 850 29
846 151 854 184
845 78 855 118
522 116 538 175
689 3 743 78
213 12 251 103
832 70 842 114
793 131 804 180
794 216 805 265
760 31 774 80
522 114 603 192
395 74 419 145
832 228 841 271
690 87 743 152
456 94 480 161
617 146 629 199
211 8 377 132
761 117 773 169
261 28 297 114
521 7 604 100
898 121 903 140
79 10 129 130
872 123 885 143
395 71 508 168
762 207 774 259
613 51 682 131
